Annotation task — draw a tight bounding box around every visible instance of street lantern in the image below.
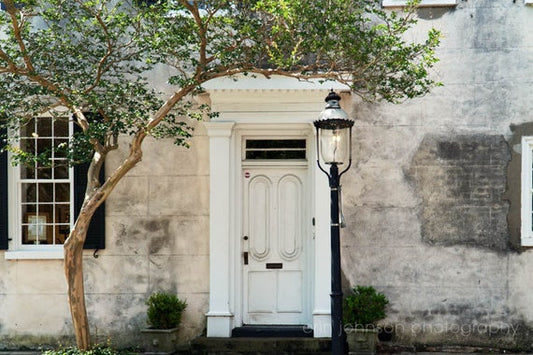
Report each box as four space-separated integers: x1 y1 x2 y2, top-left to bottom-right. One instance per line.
314 90 354 355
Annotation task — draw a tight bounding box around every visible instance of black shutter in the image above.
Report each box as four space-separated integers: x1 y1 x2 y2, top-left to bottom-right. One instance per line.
73 114 105 250
0 128 8 250
74 162 106 250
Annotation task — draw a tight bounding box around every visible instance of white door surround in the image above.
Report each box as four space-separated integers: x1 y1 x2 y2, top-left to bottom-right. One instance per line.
204 80 349 338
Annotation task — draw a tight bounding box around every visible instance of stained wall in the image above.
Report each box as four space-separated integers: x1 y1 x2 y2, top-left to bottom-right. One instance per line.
340 0 533 348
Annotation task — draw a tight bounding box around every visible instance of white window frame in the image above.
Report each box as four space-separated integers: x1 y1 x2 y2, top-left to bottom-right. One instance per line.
521 137 533 247
382 0 457 7
5 116 74 260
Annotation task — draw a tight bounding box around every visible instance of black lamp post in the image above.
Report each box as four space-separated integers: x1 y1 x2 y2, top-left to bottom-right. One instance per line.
314 90 354 355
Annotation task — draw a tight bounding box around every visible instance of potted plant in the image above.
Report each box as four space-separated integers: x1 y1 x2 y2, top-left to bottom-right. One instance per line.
141 292 187 354
343 285 389 355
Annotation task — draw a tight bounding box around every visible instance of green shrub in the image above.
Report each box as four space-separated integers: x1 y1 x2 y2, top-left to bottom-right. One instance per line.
343 285 388 328
145 292 187 329
42 344 137 355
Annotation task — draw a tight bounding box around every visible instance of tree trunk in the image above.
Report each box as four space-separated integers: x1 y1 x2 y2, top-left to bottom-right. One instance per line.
62 144 141 350
64 209 94 350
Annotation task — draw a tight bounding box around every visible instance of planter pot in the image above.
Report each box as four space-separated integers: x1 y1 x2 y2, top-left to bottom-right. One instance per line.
141 327 180 354
346 328 378 355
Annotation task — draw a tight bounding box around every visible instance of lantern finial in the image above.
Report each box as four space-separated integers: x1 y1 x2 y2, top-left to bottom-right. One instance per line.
325 89 341 103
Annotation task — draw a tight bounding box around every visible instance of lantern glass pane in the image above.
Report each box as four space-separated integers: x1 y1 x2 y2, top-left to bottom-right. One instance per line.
319 127 351 164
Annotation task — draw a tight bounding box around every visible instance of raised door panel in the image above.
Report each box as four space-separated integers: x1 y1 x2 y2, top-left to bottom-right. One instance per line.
278 174 303 260
248 176 271 260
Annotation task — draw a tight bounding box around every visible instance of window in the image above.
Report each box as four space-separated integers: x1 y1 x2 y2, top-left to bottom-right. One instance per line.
244 139 306 160
382 0 457 7
0 116 105 258
521 137 533 246
17 117 72 246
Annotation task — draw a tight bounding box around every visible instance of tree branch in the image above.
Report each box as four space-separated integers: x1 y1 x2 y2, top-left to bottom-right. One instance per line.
4 0 35 73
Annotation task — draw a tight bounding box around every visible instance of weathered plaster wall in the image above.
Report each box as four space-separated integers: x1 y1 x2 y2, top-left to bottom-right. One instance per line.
0 119 209 349
3 0 533 351
341 0 533 349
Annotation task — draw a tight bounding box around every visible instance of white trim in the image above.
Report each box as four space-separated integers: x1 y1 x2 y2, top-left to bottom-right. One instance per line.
5 248 64 260
205 88 333 338
382 0 457 7
521 137 533 246
205 121 236 337
6 118 74 256
203 75 350 91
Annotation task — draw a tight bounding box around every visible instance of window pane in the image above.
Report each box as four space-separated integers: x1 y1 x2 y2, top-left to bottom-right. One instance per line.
19 139 36 179
246 140 306 149
55 204 70 245
22 213 50 245
21 184 37 202
37 118 52 137
246 150 307 160
19 138 35 154
55 183 70 202
245 139 306 160
20 118 36 138
37 167 52 179
20 164 35 179
55 204 70 224
54 164 69 179
37 138 52 154
55 139 69 158
21 204 37 215
54 118 70 138
38 183 53 202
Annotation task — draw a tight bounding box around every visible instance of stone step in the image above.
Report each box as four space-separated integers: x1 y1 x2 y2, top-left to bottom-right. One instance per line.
180 337 332 355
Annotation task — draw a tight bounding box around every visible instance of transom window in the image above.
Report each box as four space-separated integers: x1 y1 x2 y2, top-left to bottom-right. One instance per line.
18 117 72 245
244 139 306 160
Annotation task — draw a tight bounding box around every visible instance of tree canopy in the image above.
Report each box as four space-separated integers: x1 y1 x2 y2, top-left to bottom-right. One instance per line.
0 0 440 164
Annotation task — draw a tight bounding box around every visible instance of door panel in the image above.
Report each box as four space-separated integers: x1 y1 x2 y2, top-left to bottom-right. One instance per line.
249 176 271 259
243 167 308 325
278 175 302 260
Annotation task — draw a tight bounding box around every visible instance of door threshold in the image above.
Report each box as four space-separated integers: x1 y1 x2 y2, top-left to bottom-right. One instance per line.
232 325 313 338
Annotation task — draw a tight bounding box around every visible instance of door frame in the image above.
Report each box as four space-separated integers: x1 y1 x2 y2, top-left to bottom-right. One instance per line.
204 85 343 338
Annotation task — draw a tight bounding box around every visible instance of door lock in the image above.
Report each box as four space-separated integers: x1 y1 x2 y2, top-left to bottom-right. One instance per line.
243 252 249 265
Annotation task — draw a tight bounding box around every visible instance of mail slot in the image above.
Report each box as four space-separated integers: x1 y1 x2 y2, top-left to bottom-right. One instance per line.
266 263 283 269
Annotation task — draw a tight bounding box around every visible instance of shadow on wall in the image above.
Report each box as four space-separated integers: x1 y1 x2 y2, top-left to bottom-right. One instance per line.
405 134 512 252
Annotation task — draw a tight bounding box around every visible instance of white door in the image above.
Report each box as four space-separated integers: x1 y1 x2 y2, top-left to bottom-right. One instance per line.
242 166 309 325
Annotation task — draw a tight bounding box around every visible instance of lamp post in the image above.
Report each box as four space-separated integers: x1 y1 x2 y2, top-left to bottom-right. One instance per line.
314 90 354 355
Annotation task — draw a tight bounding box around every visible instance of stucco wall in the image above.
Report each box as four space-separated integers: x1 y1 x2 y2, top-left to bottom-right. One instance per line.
0 119 210 349
340 0 533 349
3 0 533 351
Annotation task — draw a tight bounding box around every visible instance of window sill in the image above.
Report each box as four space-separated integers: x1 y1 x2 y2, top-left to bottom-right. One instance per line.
5 249 64 260
382 0 457 7
522 241 533 248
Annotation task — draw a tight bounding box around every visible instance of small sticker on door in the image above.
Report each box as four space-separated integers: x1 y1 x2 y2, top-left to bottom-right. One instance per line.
244 171 250 178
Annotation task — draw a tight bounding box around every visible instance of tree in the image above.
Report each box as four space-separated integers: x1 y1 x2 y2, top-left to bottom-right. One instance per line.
0 0 440 350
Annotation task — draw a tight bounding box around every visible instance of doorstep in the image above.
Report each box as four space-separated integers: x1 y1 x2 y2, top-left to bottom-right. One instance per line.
181 336 331 355
232 325 313 338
